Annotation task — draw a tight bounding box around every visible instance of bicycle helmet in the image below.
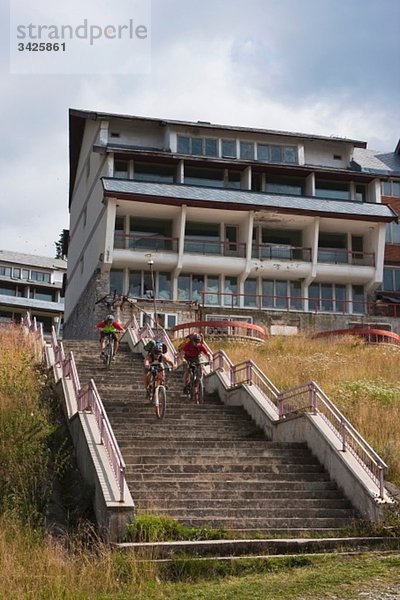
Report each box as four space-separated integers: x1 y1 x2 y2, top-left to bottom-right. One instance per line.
191 333 201 343
154 341 164 354
105 314 114 323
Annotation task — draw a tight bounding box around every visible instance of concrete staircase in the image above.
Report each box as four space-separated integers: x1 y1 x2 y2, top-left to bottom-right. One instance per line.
63 340 359 536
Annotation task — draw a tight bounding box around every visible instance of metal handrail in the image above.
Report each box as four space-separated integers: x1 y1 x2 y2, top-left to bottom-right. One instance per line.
49 327 126 502
78 379 126 502
277 381 387 498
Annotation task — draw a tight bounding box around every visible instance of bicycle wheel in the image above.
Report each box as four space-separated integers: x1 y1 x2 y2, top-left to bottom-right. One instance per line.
105 339 113 368
155 385 166 419
194 378 204 405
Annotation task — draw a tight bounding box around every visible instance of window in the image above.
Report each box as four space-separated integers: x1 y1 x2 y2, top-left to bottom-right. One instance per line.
222 139 237 158
177 135 218 157
204 275 220 305
184 167 224 188
318 233 347 263
177 136 190 154
30 270 51 283
13 268 21 278
265 176 304 196
0 266 11 277
128 270 171 299
383 268 400 292
240 142 254 161
0 283 16 296
110 269 124 295
184 222 220 254
256 143 298 164
134 162 175 183
262 280 302 310
308 283 347 313
29 288 55 302
114 160 129 179
315 180 349 201
386 222 400 244
382 180 400 197
223 276 238 307
129 217 174 251
177 273 219 304
352 285 365 314
244 278 257 307
355 184 366 202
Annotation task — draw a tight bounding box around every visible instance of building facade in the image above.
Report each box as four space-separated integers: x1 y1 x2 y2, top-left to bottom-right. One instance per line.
0 250 66 334
64 109 400 339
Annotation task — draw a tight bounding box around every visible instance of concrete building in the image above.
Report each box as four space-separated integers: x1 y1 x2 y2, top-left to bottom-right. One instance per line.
0 250 66 333
64 109 399 339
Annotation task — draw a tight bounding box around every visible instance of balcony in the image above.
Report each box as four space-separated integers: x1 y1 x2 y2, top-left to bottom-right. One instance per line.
252 243 312 262
184 238 246 257
114 232 179 253
317 248 375 267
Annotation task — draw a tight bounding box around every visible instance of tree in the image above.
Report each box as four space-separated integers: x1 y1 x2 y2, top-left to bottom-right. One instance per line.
54 230 69 260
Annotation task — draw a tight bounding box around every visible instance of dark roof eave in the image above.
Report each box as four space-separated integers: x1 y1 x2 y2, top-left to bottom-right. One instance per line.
103 190 396 223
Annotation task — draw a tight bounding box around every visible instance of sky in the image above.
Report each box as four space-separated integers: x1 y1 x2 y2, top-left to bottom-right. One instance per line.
1 0 399 258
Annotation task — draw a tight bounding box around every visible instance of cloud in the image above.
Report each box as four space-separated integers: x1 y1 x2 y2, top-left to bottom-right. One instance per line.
1 0 399 257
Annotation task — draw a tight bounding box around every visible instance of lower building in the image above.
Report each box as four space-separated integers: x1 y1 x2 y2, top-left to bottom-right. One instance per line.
0 250 66 334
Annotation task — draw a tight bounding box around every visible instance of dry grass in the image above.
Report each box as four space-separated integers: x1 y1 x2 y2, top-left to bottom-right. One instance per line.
211 335 400 485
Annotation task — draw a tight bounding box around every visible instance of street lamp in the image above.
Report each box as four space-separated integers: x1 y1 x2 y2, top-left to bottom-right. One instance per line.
146 254 158 333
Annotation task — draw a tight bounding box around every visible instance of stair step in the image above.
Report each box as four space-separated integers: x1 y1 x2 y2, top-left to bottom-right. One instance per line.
63 340 361 534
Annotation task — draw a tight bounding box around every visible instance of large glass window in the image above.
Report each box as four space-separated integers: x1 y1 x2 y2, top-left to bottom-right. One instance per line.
30 271 51 283
262 280 302 310
110 270 124 295
386 222 400 244
114 160 129 179
205 276 220 305
352 285 365 314
222 139 237 158
244 278 257 307
382 180 400 197
158 272 171 300
178 274 190 301
309 283 348 313
134 162 175 183
224 276 238 307
383 268 400 292
185 222 220 254
184 167 224 188
240 142 254 161
315 180 349 201
177 135 218 157
318 233 347 263
265 176 304 196
129 217 173 251
0 266 11 277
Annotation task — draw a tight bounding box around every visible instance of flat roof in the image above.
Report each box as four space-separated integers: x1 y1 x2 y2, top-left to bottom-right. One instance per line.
0 250 67 270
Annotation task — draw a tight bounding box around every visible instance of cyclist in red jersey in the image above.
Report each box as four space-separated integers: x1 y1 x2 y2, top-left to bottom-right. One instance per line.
179 333 210 393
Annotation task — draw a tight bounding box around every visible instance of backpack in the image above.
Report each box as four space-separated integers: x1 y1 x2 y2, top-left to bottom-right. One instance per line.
144 339 156 352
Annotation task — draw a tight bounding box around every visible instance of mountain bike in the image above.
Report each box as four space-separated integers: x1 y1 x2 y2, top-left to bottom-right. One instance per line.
102 332 115 369
186 358 208 405
146 362 169 419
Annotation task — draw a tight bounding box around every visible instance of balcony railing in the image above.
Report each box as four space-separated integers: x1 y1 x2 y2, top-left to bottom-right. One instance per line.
317 248 375 267
184 238 246 257
201 291 373 315
114 232 179 253
252 244 312 262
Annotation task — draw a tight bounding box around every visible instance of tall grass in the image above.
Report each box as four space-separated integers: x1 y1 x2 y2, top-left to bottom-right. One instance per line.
0 325 53 525
213 335 400 485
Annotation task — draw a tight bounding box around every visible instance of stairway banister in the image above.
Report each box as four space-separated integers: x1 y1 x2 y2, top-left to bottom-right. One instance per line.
81 378 126 502
280 380 388 496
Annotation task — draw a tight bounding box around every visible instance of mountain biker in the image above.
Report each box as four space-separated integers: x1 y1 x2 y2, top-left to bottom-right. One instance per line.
144 339 174 394
179 332 211 394
96 314 124 359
